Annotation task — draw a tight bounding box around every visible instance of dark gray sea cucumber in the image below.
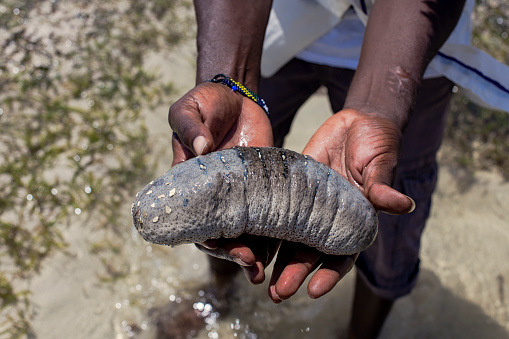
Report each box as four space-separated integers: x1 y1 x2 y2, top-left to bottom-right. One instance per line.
132 147 378 255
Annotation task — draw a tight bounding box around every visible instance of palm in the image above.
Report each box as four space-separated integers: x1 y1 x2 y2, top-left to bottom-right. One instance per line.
304 109 412 213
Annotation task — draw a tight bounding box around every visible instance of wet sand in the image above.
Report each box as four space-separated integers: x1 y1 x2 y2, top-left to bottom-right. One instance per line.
29 44 509 338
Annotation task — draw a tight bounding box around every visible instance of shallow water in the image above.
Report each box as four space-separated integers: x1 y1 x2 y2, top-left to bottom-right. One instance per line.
104 91 356 339
27 10 509 336
30 90 509 339
111 236 355 339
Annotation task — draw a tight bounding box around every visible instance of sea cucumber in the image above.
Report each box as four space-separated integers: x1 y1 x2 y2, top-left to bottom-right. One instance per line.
132 147 378 255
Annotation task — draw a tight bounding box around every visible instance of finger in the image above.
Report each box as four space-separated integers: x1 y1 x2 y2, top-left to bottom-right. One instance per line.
360 149 415 215
239 236 281 285
168 91 214 156
268 242 323 302
196 236 281 285
200 239 219 250
241 261 267 285
195 239 257 267
307 253 358 299
171 133 197 166
267 252 291 303
247 236 282 268
267 243 299 303
367 182 415 215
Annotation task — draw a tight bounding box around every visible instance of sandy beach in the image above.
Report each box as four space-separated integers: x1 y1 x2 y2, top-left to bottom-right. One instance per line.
28 41 509 339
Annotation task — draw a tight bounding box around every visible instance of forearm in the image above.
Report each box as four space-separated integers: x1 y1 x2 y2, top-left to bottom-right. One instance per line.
194 0 273 89
344 0 465 130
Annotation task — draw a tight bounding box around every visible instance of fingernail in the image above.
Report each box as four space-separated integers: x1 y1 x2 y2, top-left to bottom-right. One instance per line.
269 285 283 304
405 195 416 214
193 136 208 155
199 240 218 250
233 257 250 267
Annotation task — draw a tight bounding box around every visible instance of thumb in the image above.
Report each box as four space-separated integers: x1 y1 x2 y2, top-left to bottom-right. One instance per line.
171 133 199 166
367 182 415 215
354 145 415 215
362 156 415 215
168 96 214 156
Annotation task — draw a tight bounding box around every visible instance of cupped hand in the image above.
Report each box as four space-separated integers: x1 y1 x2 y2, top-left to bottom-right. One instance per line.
169 81 277 282
267 109 415 302
169 81 273 165
302 108 414 214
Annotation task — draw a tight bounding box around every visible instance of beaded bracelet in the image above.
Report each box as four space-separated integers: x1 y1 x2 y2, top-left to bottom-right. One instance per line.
209 74 269 115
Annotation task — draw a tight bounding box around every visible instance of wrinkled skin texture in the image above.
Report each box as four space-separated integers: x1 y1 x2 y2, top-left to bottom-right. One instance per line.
169 82 414 302
133 146 378 255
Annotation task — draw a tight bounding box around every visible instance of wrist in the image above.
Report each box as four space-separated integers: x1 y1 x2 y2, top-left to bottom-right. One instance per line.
208 74 269 115
196 56 262 90
344 65 420 131
194 0 272 90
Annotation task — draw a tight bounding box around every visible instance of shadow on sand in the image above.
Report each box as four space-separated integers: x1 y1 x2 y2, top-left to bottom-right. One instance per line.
382 268 508 339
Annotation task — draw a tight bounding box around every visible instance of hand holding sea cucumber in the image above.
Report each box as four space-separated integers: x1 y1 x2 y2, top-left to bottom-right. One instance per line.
167 80 278 284
266 109 415 301
155 82 414 302
168 81 273 164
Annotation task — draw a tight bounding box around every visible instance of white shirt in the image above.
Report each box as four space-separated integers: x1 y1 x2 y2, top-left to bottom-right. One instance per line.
296 8 443 78
261 0 509 113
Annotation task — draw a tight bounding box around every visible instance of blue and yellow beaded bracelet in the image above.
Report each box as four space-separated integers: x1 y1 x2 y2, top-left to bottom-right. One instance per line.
209 74 269 115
